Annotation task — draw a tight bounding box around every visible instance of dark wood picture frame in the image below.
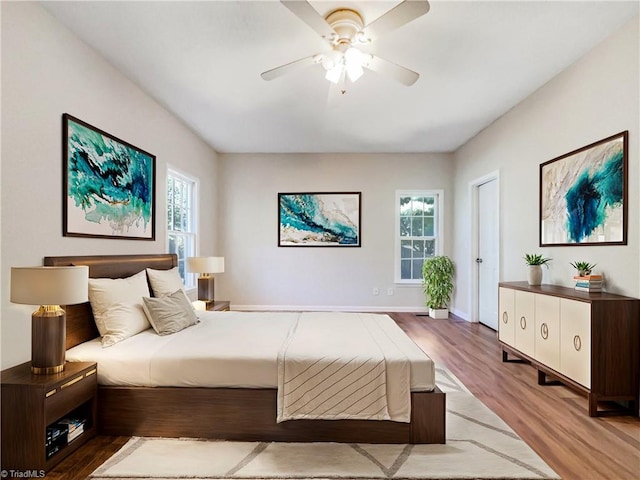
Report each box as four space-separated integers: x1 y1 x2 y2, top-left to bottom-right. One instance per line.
278 192 362 247
63 114 156 240
539 131 628 246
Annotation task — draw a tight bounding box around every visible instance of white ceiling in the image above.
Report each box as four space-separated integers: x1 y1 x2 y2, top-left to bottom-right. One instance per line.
41 1 639 153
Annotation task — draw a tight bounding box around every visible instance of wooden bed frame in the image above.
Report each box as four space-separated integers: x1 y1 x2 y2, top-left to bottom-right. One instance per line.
44 254 446 444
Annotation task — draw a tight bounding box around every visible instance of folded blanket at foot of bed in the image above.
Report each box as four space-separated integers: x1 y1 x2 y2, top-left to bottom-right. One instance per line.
277 312 411 423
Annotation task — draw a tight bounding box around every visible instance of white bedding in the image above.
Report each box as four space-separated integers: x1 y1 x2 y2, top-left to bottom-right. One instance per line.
67 311 435 394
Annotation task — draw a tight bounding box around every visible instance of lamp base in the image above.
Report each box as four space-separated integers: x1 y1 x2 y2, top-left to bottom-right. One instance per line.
31 307 66 375
31 364 65 375
197 276 215 303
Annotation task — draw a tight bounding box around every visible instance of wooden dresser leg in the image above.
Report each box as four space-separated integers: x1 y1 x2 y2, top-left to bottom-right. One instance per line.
537 370 546 385
588 393 598 417
502 350 508 362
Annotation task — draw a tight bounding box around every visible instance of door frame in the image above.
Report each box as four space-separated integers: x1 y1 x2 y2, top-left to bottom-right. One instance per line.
469 170 501 324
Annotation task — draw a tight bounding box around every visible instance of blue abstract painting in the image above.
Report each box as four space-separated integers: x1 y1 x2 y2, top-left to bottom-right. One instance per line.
540 132 627 246
279 193 361 246
64 114 155 239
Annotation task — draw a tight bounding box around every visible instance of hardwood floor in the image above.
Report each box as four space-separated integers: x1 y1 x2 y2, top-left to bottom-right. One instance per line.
47 313 639 480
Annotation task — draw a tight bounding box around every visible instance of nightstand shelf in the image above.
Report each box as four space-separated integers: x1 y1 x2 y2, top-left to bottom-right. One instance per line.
206 300 230 311
1 361 98 472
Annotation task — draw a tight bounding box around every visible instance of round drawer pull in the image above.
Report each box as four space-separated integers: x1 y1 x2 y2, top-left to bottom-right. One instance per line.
540 323 549 340
573 335 582 351
520 316 526 329
502 312 508 324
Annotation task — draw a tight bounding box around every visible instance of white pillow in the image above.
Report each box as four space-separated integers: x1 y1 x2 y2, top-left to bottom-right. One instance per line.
142 289 199 336
88 270 151 348
146 267 186 297
146 267 195 314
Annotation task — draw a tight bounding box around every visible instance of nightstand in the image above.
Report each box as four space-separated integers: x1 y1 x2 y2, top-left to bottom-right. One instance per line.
206 300 230 311
1 361 98 472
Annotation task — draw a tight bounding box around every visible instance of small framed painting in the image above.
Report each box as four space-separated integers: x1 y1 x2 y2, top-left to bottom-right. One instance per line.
63 114 156 240
539 131 628 246
278 192 361 247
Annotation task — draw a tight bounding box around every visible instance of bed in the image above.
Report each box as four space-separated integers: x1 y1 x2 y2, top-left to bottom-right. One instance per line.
44 253 446 444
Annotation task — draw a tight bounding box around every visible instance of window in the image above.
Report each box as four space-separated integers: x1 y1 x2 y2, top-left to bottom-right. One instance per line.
167 169 197 288
395 190 443 284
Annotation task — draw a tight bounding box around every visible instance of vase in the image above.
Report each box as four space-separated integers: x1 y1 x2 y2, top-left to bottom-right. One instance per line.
528 265 542 285
428 308 449 319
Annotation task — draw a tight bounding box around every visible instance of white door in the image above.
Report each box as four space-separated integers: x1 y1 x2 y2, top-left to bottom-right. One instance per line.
477 178 499 329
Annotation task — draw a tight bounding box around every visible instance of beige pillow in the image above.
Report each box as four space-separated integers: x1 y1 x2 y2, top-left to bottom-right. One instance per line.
146 267 185 297
88 270 151 347
142 289 199 335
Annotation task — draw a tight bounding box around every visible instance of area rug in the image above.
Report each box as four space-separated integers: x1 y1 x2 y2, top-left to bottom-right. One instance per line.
89 368 559 480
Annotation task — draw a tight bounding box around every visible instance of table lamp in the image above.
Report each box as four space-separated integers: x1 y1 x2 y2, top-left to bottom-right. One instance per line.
10 266 89 374
186 257 224 303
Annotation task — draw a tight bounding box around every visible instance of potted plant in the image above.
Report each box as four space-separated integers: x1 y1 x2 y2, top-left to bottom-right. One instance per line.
524 253 551 286
422 255 454 319
570 261 596 277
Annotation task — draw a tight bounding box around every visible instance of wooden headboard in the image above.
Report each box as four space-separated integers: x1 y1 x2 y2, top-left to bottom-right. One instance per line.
44 254 178 349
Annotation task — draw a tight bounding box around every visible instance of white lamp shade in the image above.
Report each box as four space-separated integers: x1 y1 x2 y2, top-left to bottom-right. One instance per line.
187 257 225 274
10 266 89 306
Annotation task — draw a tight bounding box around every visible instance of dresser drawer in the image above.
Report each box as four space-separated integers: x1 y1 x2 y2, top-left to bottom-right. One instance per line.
45 366 97 424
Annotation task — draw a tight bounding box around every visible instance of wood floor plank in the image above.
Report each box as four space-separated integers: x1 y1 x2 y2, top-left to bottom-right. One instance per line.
47 313 640 479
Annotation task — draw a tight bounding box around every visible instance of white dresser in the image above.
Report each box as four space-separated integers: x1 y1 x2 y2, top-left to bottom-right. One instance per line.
498 282 639 417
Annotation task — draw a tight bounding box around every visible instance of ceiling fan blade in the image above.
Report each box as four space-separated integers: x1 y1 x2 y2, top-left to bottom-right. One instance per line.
365 55 420 86
261 55 321 81
363 0 430 41
281 1 337 40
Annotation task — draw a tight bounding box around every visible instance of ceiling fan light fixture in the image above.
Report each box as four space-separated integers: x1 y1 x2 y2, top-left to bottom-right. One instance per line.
322 49 343 71
346 62 363 82
325 64 344 84
264 1 429 87
344 47 365 82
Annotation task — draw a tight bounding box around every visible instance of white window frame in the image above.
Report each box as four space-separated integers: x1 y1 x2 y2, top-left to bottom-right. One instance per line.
167 167 199 290
394 189 444 285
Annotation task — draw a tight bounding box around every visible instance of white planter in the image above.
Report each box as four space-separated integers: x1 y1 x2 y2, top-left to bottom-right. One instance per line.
429 308 449 319
528 265 543 286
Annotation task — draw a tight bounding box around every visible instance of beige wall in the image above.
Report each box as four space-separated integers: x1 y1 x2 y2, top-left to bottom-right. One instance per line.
0 2 219 369
217 153 454 310
452 16 640 320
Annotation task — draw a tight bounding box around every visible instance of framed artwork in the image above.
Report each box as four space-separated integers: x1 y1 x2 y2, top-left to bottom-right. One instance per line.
278 192 361 247
540 131 628 246
63 114 156 240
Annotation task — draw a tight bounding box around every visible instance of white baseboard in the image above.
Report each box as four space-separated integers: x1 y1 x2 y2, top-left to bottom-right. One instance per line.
232 304 430 313
451 308 472 322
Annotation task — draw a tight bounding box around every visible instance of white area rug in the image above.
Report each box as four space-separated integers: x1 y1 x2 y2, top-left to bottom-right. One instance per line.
89 368 559 480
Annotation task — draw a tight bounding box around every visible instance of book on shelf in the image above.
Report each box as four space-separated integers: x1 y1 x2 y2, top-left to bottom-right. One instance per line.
575 286 602 292
46 424 68 447
67 425 84 442
46 424 68 458
573 274 603 280
56 418 87 443
573 273 604 292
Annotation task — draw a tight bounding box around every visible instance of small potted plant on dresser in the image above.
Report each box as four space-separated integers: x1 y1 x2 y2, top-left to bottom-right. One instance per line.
422 255 454 319
570 261 602 292
524 254 551 286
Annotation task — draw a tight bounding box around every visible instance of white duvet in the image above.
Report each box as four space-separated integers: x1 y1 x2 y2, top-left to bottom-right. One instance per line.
67 311 435 421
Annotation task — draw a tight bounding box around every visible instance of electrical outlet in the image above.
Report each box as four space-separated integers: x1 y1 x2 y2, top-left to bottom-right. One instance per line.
387 288 394 296
372 287 379 296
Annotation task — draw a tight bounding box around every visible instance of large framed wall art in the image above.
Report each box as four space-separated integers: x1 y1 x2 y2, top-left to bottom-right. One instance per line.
278 192 361 247
63 114 156 240
539 131 628 246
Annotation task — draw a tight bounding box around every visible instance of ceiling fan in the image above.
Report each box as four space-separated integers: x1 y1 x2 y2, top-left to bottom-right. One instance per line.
261 0 430 87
